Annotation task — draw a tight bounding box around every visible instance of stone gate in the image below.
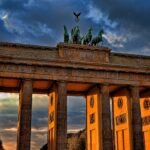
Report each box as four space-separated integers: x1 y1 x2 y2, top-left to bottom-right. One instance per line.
0 42 150 150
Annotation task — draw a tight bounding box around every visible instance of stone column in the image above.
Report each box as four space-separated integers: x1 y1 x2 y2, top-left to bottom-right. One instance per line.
130 86 144 150
101 84 113 150
56 81 67 150
17 80 33 150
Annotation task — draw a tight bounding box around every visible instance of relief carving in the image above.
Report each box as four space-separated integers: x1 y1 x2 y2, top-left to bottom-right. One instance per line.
142 116 150 126
143 99 150 110
90 96 94 108
90 113 95 124
118 98 123 108
49 111 54 123
116 113 126 125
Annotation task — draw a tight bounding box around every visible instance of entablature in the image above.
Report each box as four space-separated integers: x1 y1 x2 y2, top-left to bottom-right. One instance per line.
0 42 150 75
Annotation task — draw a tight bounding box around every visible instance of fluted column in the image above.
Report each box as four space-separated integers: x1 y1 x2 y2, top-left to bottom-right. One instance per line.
17 80 33 150
56 81 67 150
101 84 113 150
130 86 144 150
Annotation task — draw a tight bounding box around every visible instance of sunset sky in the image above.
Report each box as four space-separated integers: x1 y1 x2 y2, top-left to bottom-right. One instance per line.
0 94 85 149
0 0 150 149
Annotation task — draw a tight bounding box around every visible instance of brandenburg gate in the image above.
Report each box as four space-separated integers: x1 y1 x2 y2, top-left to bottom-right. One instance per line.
0 42 150 150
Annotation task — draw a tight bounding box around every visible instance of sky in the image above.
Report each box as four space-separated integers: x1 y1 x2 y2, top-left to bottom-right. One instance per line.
0 94 85 149
0 0 150 54
0 0 150 149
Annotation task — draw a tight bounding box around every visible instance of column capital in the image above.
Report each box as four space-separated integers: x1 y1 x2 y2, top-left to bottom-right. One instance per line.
100 83 109 94
22 79 33 82
100 83 109 86
129 85 140 92
57 80 67 86
129 85 140 98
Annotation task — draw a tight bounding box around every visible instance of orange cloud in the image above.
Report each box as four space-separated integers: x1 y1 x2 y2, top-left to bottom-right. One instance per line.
3 127 17 132
3 141 16 150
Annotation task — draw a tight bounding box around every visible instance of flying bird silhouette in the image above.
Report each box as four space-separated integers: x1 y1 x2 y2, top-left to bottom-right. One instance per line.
73 12 81 22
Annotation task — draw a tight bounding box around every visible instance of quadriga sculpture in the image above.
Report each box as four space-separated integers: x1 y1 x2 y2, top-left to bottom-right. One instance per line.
83 27 93 45
71 26 82 44
63 24 104 46
91 29 104 46
64 25 69 43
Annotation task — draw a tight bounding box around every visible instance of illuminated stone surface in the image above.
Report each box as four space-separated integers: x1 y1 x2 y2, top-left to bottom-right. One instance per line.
0 42 150 150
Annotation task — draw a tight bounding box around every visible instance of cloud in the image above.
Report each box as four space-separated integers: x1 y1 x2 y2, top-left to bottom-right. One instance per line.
32 94 48 110
0 0 97 46
68 128 84 133
0 0 150 148
91 0 150 53
3 127 47 133
0 0 150 54
0 94 48 149
67 96 86 130
0 93 17 99
1 13 19 34
3 141 16 150
0 92 27 107
0 94 86 149
103 32 127 48
31 127 47 133
86 3 118 29
3 127 17 132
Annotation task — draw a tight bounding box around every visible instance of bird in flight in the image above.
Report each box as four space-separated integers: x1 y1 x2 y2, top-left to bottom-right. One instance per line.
73 12 81 23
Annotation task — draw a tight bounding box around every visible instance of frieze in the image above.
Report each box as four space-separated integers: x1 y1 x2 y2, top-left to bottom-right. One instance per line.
108 71 118 79
142 116 150 126
58 43 110 63
110 53 150 67
118 72 130 80
116 113 127 125
1 43 150 67
1 42 150 69
0 63 150 85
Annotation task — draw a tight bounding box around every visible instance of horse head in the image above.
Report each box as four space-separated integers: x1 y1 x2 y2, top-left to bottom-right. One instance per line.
99 29 104 36
64 25 67 32
89 27 93 32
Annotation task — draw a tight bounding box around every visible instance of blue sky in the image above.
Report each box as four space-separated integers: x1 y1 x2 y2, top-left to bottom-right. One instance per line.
0 0 150 54
0 0 150 149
